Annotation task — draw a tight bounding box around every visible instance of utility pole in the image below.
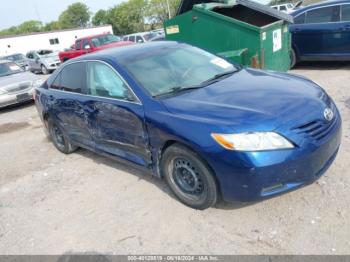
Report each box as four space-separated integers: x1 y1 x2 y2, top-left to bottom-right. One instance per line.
166 0 171 19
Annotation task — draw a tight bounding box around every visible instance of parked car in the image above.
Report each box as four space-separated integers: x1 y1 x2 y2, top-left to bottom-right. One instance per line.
59 34 133 62
150 34 166 41
271 3 296 13
290 0 350 67
26 50 61 75
34 42 341 209
0 60 43 108
123 32 159 43
3 53 29 71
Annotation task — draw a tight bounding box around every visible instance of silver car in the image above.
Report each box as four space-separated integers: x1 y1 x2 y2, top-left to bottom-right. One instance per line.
0 60 44 108
3 53 29 71
26 50 61 75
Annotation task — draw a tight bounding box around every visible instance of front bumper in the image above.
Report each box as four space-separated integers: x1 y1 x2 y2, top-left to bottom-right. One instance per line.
0 88 34 108
205 116 342 202
46 62 61 71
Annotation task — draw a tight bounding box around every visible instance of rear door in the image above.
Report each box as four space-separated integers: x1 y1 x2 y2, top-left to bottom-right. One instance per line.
338 4 350 56
85 61 151 167
291 5 340 58
48 62 94 148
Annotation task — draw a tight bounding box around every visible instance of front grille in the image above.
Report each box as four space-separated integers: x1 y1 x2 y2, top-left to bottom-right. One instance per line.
5 82 31 94
292 113 339 142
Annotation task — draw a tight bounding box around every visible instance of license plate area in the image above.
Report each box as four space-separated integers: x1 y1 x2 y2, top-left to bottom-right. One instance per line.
17 93 30 102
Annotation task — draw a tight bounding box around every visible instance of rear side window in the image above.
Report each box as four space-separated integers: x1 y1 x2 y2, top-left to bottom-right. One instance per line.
306 6 340 23
341 5 350 21
294 13 306 24
51 73 61 90
59 63 86 93
75 40 82 50
129 35 135 42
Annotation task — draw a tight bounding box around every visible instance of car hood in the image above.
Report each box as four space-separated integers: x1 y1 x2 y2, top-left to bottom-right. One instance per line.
0 71 40 88
161 68 329 131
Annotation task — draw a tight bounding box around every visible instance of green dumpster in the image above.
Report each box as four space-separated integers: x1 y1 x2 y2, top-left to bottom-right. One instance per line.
164 0 293 71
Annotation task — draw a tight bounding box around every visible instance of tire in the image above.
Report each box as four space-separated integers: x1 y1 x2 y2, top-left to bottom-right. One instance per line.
161 144 218 210
290 48 297 68
41 64 49 75
48 119 77 154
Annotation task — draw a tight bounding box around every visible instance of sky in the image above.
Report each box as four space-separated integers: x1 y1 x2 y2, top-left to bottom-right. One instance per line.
0 0 125 30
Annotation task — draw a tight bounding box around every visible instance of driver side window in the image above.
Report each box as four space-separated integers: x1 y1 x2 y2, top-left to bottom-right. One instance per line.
87 61 134 101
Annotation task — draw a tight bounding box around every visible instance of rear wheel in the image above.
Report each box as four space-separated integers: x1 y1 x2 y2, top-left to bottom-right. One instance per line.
48 119 77 154
161 144 218 210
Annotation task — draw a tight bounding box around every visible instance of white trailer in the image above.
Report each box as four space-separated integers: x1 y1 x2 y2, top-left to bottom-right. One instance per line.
0 25 113 56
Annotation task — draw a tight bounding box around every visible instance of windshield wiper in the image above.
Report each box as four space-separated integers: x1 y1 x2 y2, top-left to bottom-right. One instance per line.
200 69 240 86
153 85 204 98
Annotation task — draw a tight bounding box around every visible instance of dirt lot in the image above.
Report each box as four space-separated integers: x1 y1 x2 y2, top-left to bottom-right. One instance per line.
0 64 349 255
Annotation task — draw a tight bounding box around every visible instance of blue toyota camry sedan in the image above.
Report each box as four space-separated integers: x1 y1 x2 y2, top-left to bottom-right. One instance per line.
34 42 341 209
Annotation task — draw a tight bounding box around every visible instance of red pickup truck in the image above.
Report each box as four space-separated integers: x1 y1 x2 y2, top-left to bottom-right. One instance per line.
59 33 133 62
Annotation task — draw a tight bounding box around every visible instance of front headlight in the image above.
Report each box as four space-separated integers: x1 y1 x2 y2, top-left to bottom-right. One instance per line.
32 79 44 88
211 132 294 151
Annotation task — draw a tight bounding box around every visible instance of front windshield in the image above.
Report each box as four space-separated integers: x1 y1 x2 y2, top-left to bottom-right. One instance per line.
0 62 23 77
91 34 121 47
37 50 53 56
5 54 25 62
120 44 236 97
287 3 293 8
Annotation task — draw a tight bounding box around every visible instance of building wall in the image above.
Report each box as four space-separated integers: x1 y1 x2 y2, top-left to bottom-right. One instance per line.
0 25 113 56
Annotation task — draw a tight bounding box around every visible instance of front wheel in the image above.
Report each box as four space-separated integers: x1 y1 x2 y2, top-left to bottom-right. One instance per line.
290 48 297 68
161 144 218 210
48 119 77 154
41 65 49 75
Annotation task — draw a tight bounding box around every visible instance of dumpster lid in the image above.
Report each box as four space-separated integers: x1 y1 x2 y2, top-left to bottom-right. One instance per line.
176 0 293 23
236 0 293 23
177 0 225 15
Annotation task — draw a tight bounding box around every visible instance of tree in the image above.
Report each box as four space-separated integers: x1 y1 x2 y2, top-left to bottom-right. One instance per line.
92 10 109 26
58 2 90 29
44 21 61 31
147 0 181 26
108 0 148 35
17 20 43 33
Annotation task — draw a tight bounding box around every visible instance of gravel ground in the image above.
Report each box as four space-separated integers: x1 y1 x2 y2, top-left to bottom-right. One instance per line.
0 63 349 255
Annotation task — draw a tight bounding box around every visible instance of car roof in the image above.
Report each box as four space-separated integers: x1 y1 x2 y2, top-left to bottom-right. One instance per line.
292 0 350 16
76 33 112 41
0 59 12 64
72 41 182 63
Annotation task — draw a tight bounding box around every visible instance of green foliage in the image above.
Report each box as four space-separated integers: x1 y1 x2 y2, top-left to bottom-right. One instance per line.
92 10 109 26
58 2 90 29
147 0 181 25
17 20 43 33
0 0 183 37
44 21 61 31
107 0 148 35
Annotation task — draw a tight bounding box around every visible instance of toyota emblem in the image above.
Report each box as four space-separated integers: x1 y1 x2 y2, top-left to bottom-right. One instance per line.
324 108 334 122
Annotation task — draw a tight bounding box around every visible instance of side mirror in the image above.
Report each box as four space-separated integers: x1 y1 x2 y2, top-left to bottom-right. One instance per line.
84 45 91 50
137 39 144 43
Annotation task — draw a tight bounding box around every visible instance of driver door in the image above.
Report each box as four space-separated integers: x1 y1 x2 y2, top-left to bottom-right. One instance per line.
85 61 152 167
